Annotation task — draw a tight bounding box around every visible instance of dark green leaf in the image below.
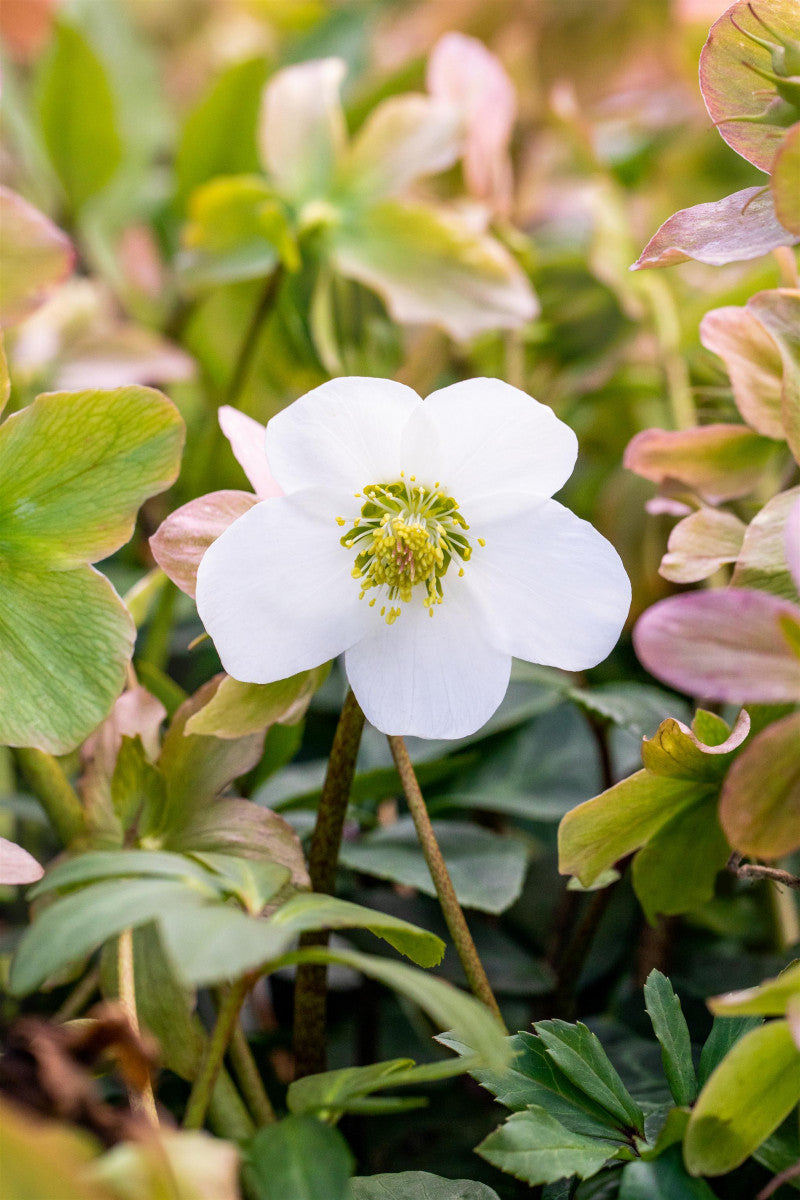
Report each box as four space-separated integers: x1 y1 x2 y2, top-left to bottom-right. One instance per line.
351 1173 501 1199
245 1116 353 1200
477 1106 621 1186
642 972 697 1107
535 1022 645 1134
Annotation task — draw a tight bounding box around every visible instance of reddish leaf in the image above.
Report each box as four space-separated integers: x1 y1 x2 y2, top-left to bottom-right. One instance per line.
624 424 779 503
747 288 800 463
772 122 800 234
149 490 257 598
631 187 799 270
700 0 800 171
634 589 800 703
720 711 800 857
700 303 785 439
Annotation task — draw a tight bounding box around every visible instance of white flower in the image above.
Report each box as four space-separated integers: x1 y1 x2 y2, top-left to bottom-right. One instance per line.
196 378 631 739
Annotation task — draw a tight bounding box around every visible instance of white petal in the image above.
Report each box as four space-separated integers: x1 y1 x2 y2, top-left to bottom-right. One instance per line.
196 488 365 683
258 59 347 201
265 376 422 493
344 586 511 739
340 94 462 201
467 498 631 671
404 377 577 503
218 406 282 498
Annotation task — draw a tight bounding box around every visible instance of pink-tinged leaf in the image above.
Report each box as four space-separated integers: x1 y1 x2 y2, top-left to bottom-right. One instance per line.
217 406 282 499
0 0 61 62
641 708 751 781
700 0 800 171
0 837 44 884
634 590 800 703
772 122 800 234
0 187 74 326
53 328 195 391
624 424 779 503
719 711 800 857
747 288 800 464
258 58 347 202
82 685 167 781
660 508 746 583
149 490 257 598
631 187 799 270
786 495 800 591
700 304 785 438
732 486 800 599
427 32 516 216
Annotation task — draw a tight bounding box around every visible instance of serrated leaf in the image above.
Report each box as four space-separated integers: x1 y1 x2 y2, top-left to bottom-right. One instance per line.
684 1019 800 1175
642 971 697 1107
245 1116 353 1200
534 1022 644 1134
38 21 122 212
338 818 528 915
477 1106 620 1187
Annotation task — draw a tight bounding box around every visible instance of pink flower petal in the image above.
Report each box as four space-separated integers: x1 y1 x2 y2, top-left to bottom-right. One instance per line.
150 490 258 598
0 837 44 884
218 406 282 499
427 33 516 216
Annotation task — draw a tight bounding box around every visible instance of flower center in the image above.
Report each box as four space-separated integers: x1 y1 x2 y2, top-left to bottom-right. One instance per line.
338 476 476 624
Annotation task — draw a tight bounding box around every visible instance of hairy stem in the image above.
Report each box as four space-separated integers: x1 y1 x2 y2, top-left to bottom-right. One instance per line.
117 930 159 1127
292 688 366 1077
184 977 252 1130
15 747 85 846
387 735 505 1027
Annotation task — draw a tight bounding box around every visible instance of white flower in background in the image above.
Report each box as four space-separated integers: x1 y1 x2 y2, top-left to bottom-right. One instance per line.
196 378 631 739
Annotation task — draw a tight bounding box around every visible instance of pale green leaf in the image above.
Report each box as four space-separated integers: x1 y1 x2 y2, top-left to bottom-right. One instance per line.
684 1019 800 1175
707 961 800 1019
185 665 329 738
38 22 122 212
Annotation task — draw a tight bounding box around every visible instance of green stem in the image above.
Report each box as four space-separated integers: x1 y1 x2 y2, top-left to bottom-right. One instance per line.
229 1023 276 1126
184 976 252 1130
292 688 366 1077
387 735 505 1028
15 747 84 846
226 265 285 407
637 273 696 431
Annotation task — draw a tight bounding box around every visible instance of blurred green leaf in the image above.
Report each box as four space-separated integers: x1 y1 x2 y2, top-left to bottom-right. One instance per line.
697 1015 763 1086
642 971 697 1107
245 1116 353 1200
619 1146 716 1199
338 818 529 915
288 1055 473 1121
0 187 74 326
37 22 122 213
175 57 269 205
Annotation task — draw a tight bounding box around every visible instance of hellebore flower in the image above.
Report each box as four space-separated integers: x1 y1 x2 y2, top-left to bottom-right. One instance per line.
196 377 631 739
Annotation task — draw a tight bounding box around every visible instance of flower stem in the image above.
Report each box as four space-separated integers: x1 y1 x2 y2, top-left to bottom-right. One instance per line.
387 735 505 1028
184 976 253 1130
292 688 366 1077
14 747 85 846
117 929 159 1127
226 265 285 407
228 1023 276 1126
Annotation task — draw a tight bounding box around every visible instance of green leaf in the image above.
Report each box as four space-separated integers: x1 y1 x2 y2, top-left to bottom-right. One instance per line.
110 736 165 834
180 176 295 287
9 877 211 995
0 565 134 754
0 187 74 326
641 712 747 781
185 665 329 738
455 1030 633 1140
283 945 511 1073
157 891 445 987
338 818 529 915
567 683 689 740
245 1116 353 1200
623 422 782 502
630 799 730 924
288 1056 473 1121
636 1108 690 1161
619 1146 716 1200
642 971 697 1107
707 960 800 1018
351 1173 501 1199
0 387 184 567
534 1021 645 1134
697 1016 764 1086
155 678 265 838
684 1019 800 1175
0 1097 116 1200
175 57 269 205
477 1106 621 1187
37 21 122 212
732 487 800 600
28 849 220 898
190 852 290 914
773 122 800 236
